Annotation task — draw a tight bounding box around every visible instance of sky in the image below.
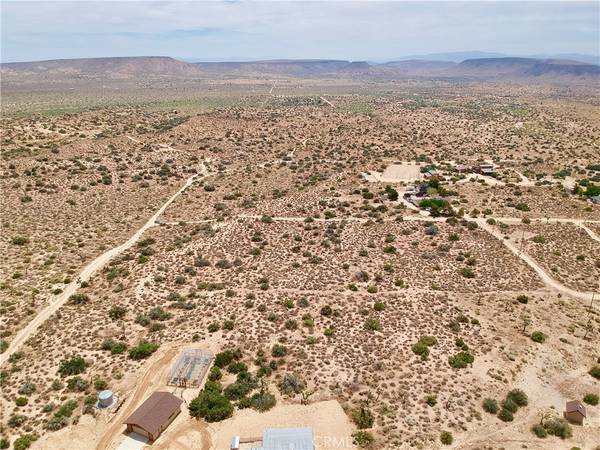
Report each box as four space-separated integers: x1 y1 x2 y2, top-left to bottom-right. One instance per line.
1 1 599 63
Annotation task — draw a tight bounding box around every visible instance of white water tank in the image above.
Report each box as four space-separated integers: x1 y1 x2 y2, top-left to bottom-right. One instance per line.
98 390 113 408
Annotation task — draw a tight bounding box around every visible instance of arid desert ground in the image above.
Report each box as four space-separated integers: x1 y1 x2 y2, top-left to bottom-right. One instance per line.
1 69 599 450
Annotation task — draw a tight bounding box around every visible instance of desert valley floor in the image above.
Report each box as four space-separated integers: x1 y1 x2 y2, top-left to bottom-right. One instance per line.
1 74 599 450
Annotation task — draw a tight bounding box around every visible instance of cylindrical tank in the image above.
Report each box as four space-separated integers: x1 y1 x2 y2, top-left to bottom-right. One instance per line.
98 390 113 408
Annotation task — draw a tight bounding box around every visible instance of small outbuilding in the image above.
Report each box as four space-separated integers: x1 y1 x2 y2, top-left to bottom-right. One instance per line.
478 163 496 175
123 391 183 442
564 400 586 425
236 427 314 450
261 428 314 450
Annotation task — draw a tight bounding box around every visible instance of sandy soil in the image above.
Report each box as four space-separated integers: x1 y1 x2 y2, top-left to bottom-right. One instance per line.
0 166 207 366
208 400 354 450
363 163 423 183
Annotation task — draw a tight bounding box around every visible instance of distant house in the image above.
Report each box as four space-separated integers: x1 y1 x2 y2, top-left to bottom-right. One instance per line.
231 427 315 450
404 185 418 196
564 400 586 425
478 163 496 175
124 391 183 442
423 169 438 179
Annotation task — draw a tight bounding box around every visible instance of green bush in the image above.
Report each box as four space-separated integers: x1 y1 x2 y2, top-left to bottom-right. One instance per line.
46 415 68 431
440 431 453 445
15 397 28 407
583 393 599 405
531 423 548 438
543 418 572 439
128 341 159 360
411 342 429 360
530 331 546 343
364 318 382 332
506 389 528 407
250 392 276 412
448 351 474 368
11 237 29 246
68 293 89 305
501 398 519 413
419 335 437 346
58 357 87 376
8 415 27 428
482 398 498 414
271 344 287 357
55 400 78 418
13 435 36 450
189 389 233 422
94 379 108 391
224 382 251 401
498 408 514 422
279 373 305 395
227 361 247 374
66 376 89 392
589 365 600 380
351 407 374 429
425 395 437 407
351 431 374 448
208 367 222 382
204 380 223 394
108 305 126 320
214 350 235 368
148 307 171 321
373 302 385 311
461 267 475 278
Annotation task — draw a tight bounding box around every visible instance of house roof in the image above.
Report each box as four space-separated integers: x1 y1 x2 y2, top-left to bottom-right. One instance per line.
250 427 314 450
565 400 586 417
124 391 183 436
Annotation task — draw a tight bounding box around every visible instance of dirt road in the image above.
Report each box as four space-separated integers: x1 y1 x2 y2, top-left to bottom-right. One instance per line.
158 209 597 304
320 96 334 107
477 218 597 303
0 166 208 366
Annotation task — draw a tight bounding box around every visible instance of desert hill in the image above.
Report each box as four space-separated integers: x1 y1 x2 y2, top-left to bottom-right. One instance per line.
1 55 598 83
0 56 204 79
194 59 370 77
449 57 600 79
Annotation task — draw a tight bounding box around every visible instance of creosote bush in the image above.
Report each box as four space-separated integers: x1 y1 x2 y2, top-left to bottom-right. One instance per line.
583 393 599 405
482 398 498 414
58 357 87 376
448 351 474 368
128 341 159 360
440 431 453 445
530 331 546 343
351 407 374 429
352 431 374 448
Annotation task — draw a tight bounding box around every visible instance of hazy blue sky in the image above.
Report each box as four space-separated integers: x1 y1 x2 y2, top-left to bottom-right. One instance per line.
1 1 599 62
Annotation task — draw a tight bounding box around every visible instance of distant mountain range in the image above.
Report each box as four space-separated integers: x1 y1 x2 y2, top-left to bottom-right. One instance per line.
387 51 600 65
2 55 599 82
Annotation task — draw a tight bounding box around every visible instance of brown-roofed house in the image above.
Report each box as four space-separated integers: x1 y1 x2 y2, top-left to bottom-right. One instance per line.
124 391 183 441
564 400 587 425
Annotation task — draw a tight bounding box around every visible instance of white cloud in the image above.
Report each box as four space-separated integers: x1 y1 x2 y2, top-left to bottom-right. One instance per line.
1 1 598 62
